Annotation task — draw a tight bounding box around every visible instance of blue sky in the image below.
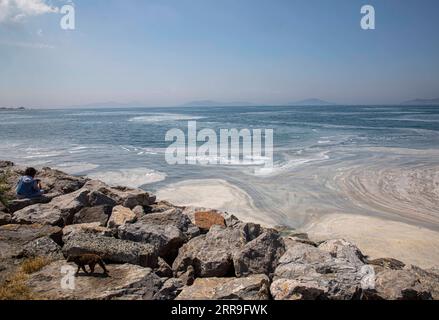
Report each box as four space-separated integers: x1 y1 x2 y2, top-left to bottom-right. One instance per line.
0 0 438 107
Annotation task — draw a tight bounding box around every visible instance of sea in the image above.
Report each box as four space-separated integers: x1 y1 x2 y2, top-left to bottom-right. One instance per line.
1 105 439 230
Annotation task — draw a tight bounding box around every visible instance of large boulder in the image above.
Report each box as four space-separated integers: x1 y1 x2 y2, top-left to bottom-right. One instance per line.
72 205 112 226
62 222 112 242
12 189 91 226
318 239 366 266
118 209 199 262
172 225 249 278
0 223 62 283
26 260 163 300
368 265 439 300
193 211 226 232
8 196 54 214
107 206 137 228
0 224 63 259
176 274 270 300
233 229 285 277
11 180 156 227
271 240 367 300
83 180 155 209
62 233 158 268
18 237 63 260
0 163 87 209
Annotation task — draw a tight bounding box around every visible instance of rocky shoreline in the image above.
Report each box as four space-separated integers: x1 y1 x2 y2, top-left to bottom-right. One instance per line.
0 160 438 300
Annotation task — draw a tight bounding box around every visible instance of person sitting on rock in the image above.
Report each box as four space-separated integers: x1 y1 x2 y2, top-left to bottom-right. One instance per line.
16 167 45 199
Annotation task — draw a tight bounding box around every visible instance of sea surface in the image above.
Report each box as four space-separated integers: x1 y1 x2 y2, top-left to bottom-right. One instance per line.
1 105 439 230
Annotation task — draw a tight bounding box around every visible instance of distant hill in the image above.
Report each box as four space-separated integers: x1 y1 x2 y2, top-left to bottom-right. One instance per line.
181 100 256 107
287 98 335 106
0 107 25 111
401 98 439 106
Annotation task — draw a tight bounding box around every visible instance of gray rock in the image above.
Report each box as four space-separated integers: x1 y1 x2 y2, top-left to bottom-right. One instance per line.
26 260 163 300
0 212 11 226
0 223 63 283
0 224 63 259
155 257 173 278
271 241 366 300
72 205 112 226
172 225 248 278
318 239 366 266
107 205 137 228
62 222 113 242
369 265 439 300
155 278 184 300
176 274 270 300
1 164 87 209
12 180 155 227
233 229 285 277
12 189 91 226
132 205 145 218
118 209 199 261
270 278 328 300
179 265 195 286
63 233 158 268
18 237 63 260
8 196 54 214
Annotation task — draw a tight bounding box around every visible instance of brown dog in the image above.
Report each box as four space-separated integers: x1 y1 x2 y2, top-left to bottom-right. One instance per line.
67 254 109 276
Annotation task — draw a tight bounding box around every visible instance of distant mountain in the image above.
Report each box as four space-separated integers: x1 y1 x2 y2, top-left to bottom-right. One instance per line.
0 107 25 111
287 98 335 106
401 98 439 106
181 100 256 107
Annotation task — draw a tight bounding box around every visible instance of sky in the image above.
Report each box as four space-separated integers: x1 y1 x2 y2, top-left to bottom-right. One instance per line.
0 0 438 108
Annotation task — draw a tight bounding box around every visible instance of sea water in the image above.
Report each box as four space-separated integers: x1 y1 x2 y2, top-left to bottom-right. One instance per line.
1 105 439 230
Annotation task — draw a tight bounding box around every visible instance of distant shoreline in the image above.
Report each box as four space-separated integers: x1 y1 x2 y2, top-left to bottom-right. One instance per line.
0 107 25 111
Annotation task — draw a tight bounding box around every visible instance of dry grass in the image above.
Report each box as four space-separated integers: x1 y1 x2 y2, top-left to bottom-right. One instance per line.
0 257 50 300
0 273 34 300
21 257 50 274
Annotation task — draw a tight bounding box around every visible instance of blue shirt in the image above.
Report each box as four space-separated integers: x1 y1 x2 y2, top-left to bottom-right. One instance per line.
16 176 42 198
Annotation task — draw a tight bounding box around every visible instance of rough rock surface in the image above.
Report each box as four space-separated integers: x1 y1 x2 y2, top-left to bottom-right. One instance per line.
233 230 285 277
62 233 158 268
369 265 439 300
107 205 137 228
72 205 112 226
0 212 11 226
18 237 63 260
0 224 62 259
12 189 92 227
271 240 366 300
26 260 163 300
1 163 87 209
155 257 173 278
12 180 155 227
118 209 199 261
172 225 249 277
193 210 226 232
0 223 62 283
176 274 270 300
62 222 113 242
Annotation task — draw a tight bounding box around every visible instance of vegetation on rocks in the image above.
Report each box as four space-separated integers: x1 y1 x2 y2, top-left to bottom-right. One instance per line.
0 257 50 300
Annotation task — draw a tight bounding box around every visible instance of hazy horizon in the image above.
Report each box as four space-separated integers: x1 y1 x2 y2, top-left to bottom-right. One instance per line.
1 0 439 108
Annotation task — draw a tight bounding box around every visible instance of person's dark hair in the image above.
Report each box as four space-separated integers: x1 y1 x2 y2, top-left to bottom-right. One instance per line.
24 167 37 178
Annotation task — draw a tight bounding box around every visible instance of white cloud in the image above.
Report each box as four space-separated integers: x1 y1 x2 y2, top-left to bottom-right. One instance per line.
0 0 59 23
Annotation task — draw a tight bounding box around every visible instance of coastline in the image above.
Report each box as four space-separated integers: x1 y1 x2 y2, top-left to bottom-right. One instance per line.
157 178 439 269
1 160 439 300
